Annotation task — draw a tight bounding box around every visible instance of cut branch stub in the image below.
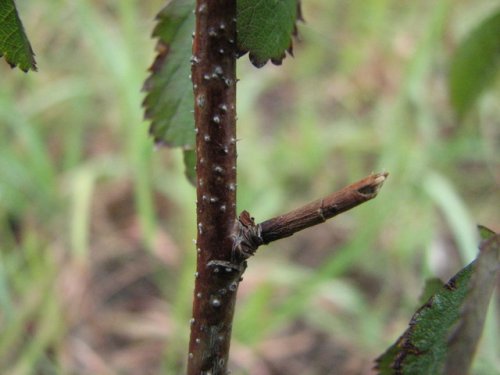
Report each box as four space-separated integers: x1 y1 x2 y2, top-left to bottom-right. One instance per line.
260 172 388 244
232 173 388 260
231 210 264 261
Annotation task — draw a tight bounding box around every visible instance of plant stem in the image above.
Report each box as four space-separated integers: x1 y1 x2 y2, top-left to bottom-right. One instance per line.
188 1 239 374
231 173 388 259
260 172 388 243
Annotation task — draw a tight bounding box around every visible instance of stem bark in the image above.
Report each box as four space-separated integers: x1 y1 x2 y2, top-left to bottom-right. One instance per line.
188 1 239 374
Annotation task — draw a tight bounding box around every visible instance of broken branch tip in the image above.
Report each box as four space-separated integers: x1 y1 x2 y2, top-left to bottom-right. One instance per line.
373 172 389 185
357 172 388 196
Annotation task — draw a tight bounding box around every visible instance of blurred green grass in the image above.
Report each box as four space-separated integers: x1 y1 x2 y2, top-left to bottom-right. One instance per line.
1 0 498 374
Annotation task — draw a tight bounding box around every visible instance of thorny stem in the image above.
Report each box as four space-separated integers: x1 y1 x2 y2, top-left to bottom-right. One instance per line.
188 2 388 374
188 1 239 374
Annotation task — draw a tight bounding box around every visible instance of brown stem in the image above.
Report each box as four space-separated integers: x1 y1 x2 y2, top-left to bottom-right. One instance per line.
188 1 239 375
260 172 388 243
231 173 388 259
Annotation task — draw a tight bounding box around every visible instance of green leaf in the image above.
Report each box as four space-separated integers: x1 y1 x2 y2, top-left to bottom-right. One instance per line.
376 228 500 375
183 149 196 187
143 0 304 143
376 263 474 374
0 0 37 72
143 0 304 187
443 228 500 375
237 0 302 68
478 224 496 242
449 8 500 118
143 0 195 148
417 277 444 305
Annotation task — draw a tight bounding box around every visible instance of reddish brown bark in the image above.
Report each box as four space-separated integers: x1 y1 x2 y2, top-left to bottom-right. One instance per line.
259 173 388 243
229 173 389 259
188 1 239 374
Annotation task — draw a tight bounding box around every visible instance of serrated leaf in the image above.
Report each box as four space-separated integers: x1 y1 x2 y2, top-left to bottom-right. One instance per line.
443 229 499 375
376 229 500 375
0 0 36 72
237 0 302 68
143 0 195 148
144 0 304 187
449 8 500 119
376 264 474 374
417 277 443 305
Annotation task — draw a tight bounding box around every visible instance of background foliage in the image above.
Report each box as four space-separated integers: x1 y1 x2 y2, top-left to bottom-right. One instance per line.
0 0 498 374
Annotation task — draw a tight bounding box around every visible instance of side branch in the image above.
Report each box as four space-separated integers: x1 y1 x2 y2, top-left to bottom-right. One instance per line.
233 173 388 258
260 172 388 243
